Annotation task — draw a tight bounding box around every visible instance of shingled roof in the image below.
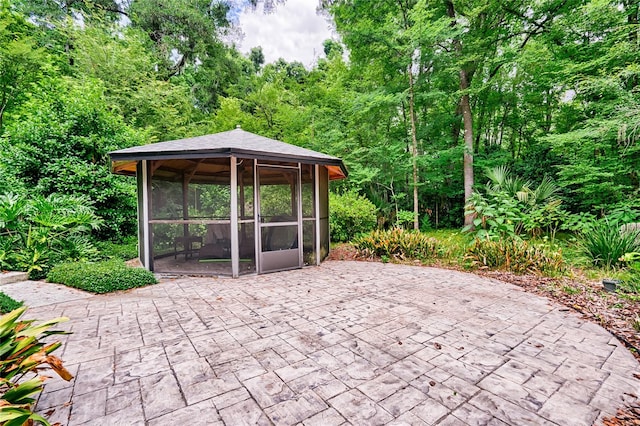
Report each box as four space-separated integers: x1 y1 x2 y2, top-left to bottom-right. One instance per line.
109 128 347 179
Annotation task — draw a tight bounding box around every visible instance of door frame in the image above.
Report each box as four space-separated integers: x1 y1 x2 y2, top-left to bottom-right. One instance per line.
255 163 303 273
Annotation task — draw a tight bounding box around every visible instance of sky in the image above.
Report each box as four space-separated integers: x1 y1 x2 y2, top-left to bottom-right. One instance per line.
235 0 336 67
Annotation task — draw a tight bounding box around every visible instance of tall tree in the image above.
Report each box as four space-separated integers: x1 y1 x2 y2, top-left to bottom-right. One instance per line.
329 0 425 229
129 0 230 77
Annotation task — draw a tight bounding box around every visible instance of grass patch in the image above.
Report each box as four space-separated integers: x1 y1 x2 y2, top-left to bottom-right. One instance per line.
422 229 471 264
47 260 157 294
0 292 22 314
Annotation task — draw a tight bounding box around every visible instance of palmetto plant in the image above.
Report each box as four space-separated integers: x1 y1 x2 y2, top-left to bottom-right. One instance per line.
465 166 565 239
0 307 72 426
485 165 560 206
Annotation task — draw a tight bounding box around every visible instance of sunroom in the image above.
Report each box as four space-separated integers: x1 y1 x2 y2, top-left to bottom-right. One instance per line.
109 127 347 277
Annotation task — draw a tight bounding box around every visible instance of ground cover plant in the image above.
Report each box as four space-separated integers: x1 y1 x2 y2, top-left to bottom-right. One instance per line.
0 293 21 314
0 307 73 426
47 260 157 293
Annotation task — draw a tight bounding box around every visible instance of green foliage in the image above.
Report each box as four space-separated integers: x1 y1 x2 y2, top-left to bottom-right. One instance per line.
577 221 640 268
2 0 638 260
465 167 570 240
0 292 21 314
465 238 565 275
0 192 102 278
95 236 139 261
1 78 144 240
395 210 417 230
0 306 73 426
329 191 378 242
618 252 640 294
0 4 50 129
47 260 157 293
353 229 438 261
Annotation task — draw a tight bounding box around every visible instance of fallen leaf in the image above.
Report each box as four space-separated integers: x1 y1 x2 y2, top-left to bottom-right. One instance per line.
433 342 442 350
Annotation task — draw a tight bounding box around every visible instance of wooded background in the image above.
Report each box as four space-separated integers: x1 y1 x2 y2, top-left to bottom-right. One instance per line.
1 0 638 239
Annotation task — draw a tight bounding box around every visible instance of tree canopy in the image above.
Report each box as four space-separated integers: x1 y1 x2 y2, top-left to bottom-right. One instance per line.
0 0 637 239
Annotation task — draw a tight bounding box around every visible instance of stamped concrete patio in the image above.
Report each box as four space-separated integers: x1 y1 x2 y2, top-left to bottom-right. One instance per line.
30 261 640 425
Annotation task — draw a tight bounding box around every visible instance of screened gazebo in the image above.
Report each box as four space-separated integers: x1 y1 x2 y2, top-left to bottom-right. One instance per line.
109 127 347 277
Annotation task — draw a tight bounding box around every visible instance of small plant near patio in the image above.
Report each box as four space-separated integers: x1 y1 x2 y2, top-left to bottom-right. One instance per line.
562 285 580 295
47 260 157 293
465 238 565 275
577 220 640 268
354 228 438 261
0 307 73 426
0 292 22 314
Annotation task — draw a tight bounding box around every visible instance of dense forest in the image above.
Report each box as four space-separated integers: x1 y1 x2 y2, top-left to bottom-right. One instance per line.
0 0 638 240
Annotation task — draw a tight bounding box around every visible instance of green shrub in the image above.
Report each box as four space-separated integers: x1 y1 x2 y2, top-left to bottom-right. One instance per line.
96 236 139 261
464 166 567 240
47 260 157 293
0 307 73 426
0 292 22 314
330 191 377 242
465 237 565 275
577 220 640 268
395 210 416 229
354 228 439 261
0 192 102 278
618 252 640 294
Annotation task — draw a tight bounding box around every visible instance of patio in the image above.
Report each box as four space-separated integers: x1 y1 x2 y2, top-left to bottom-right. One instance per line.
29 261 640 425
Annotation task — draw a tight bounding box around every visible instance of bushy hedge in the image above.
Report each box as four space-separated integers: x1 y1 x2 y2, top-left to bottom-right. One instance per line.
465 238 565 275
47 260 157 293
354 228 439 260
330 191 377 242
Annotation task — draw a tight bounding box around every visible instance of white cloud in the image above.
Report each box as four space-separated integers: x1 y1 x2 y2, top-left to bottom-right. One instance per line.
237 0 335 67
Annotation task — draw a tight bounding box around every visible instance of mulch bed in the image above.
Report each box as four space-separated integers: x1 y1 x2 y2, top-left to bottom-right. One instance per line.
327 244 640 425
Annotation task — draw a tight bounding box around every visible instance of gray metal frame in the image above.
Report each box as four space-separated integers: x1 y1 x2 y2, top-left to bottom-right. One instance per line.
256 163 303 274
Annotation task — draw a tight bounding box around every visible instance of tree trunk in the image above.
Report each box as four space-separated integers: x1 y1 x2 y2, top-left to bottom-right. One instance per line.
408 65 420 230
446 0 475 227
460 69 474 227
